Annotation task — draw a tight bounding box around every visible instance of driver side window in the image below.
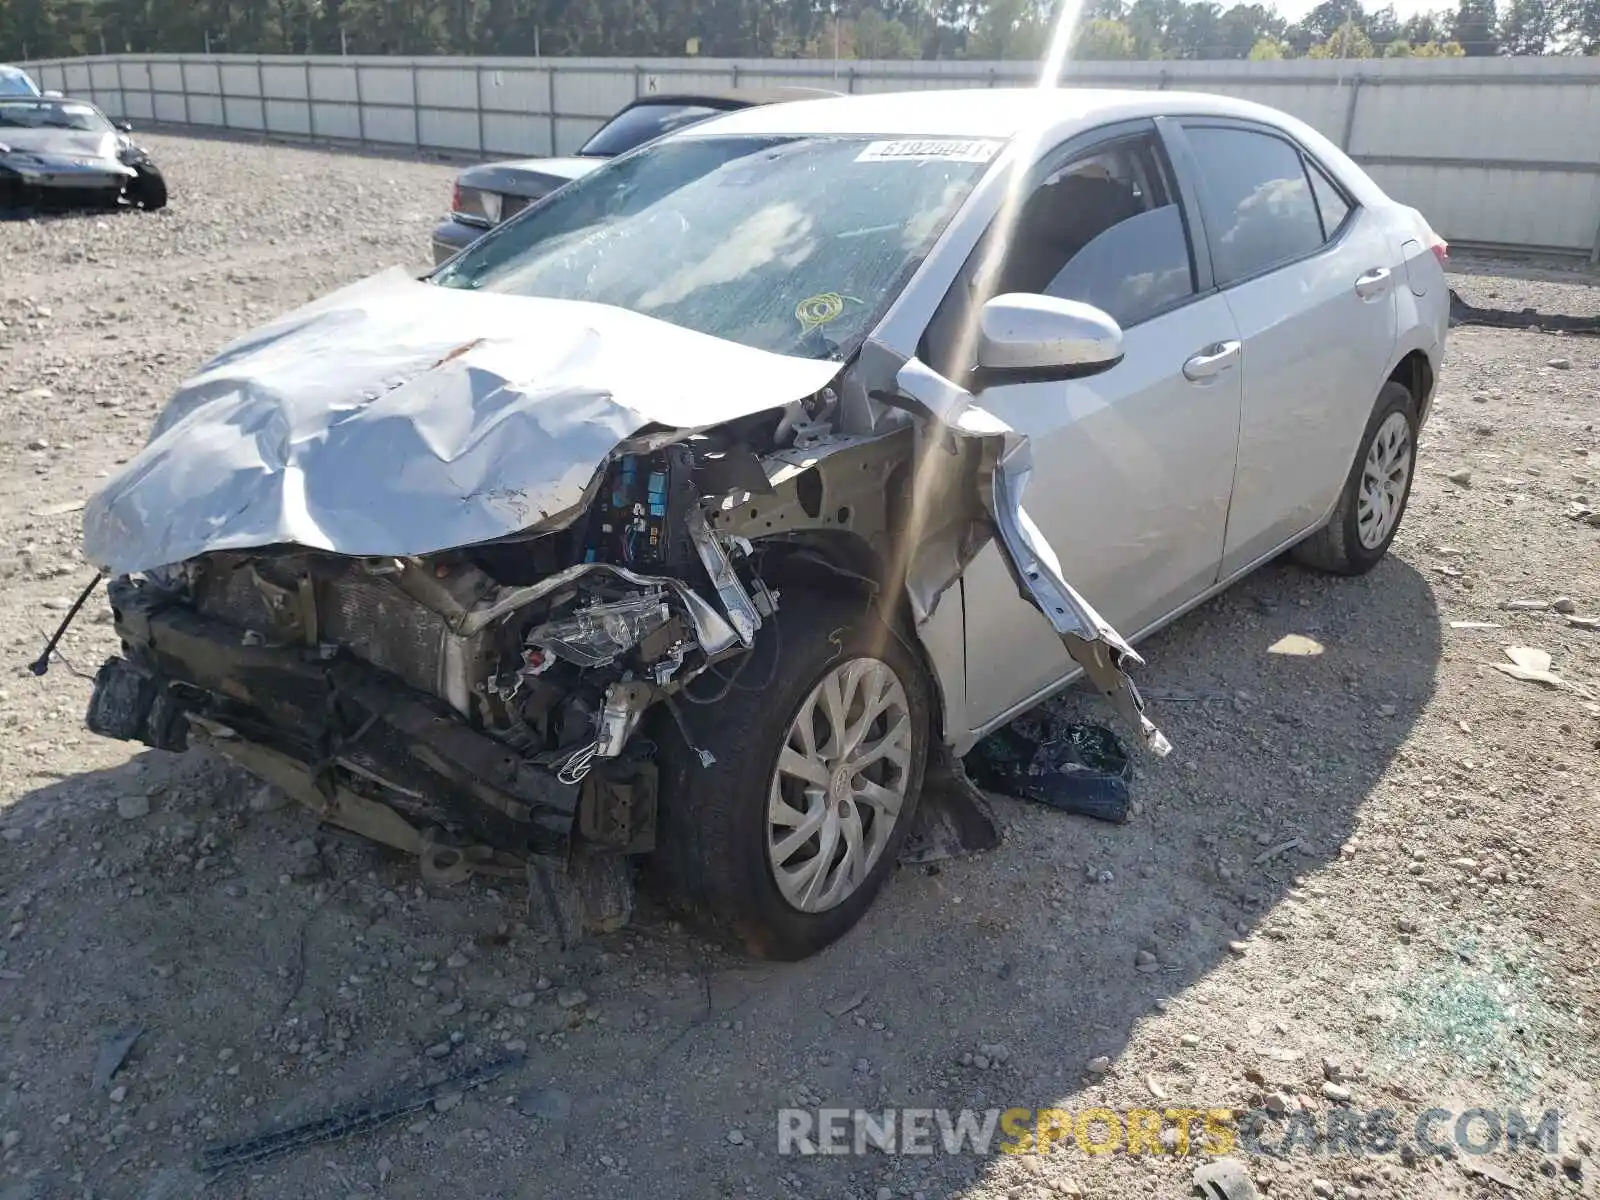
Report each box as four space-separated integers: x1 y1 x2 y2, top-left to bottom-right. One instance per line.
924 131 1198 376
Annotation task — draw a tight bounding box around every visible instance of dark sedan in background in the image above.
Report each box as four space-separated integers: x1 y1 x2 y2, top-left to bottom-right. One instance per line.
430 86 838 264
0 95 166 212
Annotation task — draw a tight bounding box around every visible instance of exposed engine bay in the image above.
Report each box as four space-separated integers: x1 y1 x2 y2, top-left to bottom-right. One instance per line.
88 434 829 873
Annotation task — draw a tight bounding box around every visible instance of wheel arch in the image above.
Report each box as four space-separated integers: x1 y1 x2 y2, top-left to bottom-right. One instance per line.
752 529 957 753
1387 347 1436 424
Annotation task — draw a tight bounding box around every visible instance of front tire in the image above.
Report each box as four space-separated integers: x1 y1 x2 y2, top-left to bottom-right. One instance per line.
1292 380 1417 576
128 163 167 211
649 592 929 961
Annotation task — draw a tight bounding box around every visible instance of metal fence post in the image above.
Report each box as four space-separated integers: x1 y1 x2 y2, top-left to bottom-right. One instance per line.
475 64 485 154
1339 73 1364 152
412 62 422 147
731 63 741 89
846 66 856 94
354 59 367 145
181 57 192 125
258 55 270 135
634 64 643 98
305 60 317 140
546 67 558 155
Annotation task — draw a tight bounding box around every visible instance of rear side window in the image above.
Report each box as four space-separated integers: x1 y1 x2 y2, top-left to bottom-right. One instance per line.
1184 126 1323 286
1306 158 1352 238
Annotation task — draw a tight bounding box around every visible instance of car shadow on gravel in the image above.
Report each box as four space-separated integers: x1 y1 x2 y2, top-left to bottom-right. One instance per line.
0 554 1442 1198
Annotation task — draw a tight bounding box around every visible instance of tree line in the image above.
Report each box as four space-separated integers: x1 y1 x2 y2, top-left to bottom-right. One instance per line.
3 0 1597 63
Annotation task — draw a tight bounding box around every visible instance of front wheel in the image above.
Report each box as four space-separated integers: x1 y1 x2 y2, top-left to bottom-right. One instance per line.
1292 380 1417 576
128 163 167 211
649 592 929 961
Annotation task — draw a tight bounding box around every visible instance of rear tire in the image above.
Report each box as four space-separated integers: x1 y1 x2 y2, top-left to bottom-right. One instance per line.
129 164 167 211
1291 380 1417 576
648 592 929 961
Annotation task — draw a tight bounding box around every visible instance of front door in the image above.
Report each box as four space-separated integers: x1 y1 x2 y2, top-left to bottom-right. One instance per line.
921 125 1245 731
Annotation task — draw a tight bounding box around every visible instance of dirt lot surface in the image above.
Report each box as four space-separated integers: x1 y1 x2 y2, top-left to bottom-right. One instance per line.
2 133 1598 1200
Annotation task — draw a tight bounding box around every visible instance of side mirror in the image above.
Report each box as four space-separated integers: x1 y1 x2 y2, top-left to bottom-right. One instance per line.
972 293 1124 390
42 89 64 98
116 120 134 133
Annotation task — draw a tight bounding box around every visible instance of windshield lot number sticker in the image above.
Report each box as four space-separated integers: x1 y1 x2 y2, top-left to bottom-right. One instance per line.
855 139 1002 164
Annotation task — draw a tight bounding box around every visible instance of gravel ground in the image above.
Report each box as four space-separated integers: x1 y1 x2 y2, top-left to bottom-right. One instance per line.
1 133 1598 1200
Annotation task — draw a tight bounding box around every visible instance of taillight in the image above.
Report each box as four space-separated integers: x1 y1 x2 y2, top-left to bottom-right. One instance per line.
450 182 465 213
1428 234 1448 266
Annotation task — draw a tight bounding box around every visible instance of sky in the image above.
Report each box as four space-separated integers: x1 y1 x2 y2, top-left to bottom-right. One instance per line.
1263 0 1443 22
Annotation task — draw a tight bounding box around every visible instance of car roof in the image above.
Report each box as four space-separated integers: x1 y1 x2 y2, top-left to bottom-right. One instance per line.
625 86 843 110
682 86 1295 141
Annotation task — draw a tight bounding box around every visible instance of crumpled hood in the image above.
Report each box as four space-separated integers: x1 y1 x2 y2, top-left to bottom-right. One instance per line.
82 268 841 576
0 127 119 161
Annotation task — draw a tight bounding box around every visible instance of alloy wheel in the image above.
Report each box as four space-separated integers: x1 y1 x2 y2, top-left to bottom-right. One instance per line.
1356 410 1413 550
765 657 914 913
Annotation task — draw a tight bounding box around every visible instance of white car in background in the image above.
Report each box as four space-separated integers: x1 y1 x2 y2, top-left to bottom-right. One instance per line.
0 65 43 97
79 88 1448 961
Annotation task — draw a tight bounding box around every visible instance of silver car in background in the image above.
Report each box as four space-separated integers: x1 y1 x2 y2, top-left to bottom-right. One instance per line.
430 87 838 264
79 89 1447 961
0 96 167 212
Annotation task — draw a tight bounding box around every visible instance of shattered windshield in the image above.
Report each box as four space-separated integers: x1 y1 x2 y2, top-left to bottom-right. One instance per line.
431 134 1000 360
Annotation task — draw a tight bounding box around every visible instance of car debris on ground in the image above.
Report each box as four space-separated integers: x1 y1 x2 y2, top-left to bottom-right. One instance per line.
966 713 1134 823
197 1051 524 1173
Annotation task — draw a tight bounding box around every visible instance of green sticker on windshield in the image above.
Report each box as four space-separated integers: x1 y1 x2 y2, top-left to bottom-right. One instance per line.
796 293 849 334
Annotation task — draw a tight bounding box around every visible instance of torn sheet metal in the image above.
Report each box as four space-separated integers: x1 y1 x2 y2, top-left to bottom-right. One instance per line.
889 356 1169 755
82 268 842 577
989 437 1170 755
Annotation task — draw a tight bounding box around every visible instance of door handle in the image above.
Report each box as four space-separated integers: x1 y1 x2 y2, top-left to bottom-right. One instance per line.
1355 267 1392 299
1182 340 1241 382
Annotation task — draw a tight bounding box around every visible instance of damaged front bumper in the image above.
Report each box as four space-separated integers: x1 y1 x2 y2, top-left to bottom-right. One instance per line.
86 445 781 871
91 577 603 857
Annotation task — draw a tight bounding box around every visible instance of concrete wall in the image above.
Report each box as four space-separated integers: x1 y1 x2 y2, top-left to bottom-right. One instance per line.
22 53 1600 256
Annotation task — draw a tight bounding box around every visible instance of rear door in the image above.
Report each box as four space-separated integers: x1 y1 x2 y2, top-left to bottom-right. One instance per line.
1170 120 1399 578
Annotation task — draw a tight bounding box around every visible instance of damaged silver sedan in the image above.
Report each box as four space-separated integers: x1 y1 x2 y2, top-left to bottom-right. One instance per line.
75 88 1445 960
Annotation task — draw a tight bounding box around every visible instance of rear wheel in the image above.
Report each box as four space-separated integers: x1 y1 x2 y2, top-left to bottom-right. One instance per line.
1292 380 1417 576
649 592 929 961
128 164 167 211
